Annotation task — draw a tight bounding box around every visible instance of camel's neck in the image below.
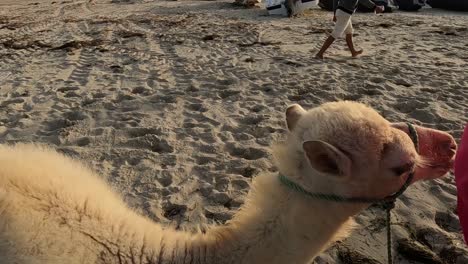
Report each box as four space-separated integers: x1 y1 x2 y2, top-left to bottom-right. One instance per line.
195 173 367 264
131 173 366 264
124 143 369 263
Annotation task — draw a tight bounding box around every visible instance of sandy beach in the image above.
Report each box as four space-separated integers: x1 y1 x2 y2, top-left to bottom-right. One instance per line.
0 0 467 262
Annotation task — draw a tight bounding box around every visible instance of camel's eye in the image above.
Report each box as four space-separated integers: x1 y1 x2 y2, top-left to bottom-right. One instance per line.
391 162 415 176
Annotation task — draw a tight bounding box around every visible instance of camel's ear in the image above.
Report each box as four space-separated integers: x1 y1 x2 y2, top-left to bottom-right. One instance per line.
286 104 306 131
303 140 352 179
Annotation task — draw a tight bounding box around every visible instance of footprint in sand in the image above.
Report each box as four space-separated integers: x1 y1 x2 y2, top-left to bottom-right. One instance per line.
163 203 187 221
225 143 268 161
75 137 91 147
434 211 461 233
1 98 25 107
63 110 89 121
414 225 468 262
0 71 12 84
125 127 162 138
131 86 150 95
122 134 174 154
396 238 443 264
57 86 80 93
186 103 208 113
218 89 241 99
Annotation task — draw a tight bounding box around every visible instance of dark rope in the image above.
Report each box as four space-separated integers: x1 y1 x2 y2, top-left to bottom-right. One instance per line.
384 122 418 264
278 123 419 264
382 200 396 264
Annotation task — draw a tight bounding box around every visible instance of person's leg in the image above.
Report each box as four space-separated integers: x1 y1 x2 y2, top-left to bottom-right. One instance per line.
344 20 363 57
345 35 363 57
315 10 349 59
285 0 299 17
315 36 335 59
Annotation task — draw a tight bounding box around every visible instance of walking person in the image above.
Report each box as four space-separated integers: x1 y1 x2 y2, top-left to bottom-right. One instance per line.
316 0 384 59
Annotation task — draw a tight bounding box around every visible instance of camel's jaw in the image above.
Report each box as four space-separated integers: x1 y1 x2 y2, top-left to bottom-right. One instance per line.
391 122 457 182
414 161 454 181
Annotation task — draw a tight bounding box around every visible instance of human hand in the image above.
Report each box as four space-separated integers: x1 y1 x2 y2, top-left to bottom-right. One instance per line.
375 5 384 13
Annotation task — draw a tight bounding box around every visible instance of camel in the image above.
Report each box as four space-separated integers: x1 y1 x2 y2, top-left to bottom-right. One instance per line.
0 101 456 264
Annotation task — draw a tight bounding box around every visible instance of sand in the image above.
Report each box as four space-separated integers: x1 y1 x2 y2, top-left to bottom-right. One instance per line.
0 0 467 263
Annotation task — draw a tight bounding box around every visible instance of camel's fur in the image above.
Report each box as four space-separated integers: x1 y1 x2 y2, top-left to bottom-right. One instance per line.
0 101 452 264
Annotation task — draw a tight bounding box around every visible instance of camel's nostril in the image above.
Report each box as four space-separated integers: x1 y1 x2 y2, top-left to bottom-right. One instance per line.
449 149 457 158
450 141 457 151
446 141 457 158
438 137 457 157
441 137 457 151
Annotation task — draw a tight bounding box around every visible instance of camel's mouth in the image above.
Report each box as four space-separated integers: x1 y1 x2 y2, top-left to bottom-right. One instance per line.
426 158 455 172
413 157 455 181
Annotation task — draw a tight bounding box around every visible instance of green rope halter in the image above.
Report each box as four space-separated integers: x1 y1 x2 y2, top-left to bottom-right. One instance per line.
279 123 419 264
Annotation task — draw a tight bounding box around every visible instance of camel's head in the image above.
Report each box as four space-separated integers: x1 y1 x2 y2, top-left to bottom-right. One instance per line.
284 101 456 199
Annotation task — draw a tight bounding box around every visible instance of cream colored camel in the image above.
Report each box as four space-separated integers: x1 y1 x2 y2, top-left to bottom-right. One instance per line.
0 101 456 264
